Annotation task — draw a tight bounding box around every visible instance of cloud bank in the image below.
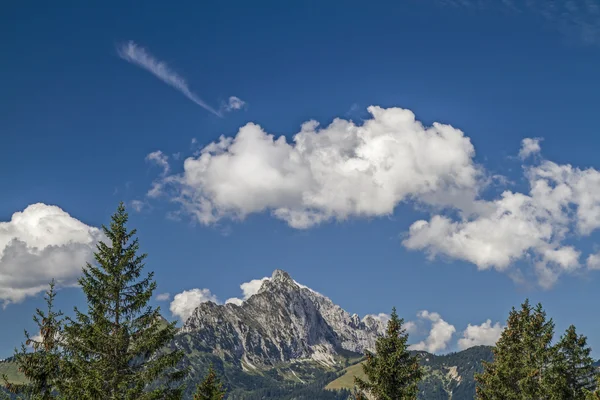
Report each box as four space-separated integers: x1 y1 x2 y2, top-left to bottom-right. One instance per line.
404 157 600 288
150 106 482 229
147 105 600 288
0 204 103 305
118 41 221 116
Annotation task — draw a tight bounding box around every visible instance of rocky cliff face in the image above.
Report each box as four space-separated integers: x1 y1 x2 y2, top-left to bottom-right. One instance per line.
179 269 385 368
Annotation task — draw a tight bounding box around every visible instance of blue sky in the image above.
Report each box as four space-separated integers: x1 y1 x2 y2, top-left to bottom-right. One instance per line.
2 0 600 357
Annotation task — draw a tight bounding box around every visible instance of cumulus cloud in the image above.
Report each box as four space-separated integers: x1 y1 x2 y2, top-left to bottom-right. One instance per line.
223 96 246 112
170 288 219 321
518 137 542 159
457 319 504 350
146 105 600 288
156 292 170 301
587 252 600 270
404 156 600 288
225 277 269 305
409 311 456 353
117 41 221 116
0 204 103 306
151 106 482 229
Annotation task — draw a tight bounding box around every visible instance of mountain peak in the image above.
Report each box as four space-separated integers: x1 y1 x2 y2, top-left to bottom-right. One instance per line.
271 269 294 284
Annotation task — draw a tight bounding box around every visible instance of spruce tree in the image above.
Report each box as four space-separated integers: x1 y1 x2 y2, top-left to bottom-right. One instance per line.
193 365 225 400
61 202 185 399
3 280 64 400
551 325 597 399
475 300 555 400
354 307 423 400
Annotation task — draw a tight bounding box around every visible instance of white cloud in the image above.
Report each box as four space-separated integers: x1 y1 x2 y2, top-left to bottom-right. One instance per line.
225 277 269 305
152 106 481 229
224 96 246 111
363 313 390 326
170 288 219 321
430 0 600 46
130 200 146 213
156 292 170 301
30 332 43 347
146 105 600 288
117 41 221 116
518 137 542 159
225 297 243 306
587 252 600 270
457 319 504 350
404 320 418 335
0 204 103 306
403 156 600 288
409 310 456 353
362 313 417 335
146 150 170 176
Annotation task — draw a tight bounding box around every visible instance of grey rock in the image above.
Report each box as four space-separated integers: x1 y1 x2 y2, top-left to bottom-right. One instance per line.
180 269 386 368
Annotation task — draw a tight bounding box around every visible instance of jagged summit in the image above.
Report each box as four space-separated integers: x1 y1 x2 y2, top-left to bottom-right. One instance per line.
179 269 386 368
271 268 293 282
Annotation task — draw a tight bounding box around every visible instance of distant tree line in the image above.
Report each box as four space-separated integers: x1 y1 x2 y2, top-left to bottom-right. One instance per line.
349 301 600 400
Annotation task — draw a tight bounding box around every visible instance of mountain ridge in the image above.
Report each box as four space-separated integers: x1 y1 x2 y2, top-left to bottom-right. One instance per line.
180 269 385 369
168 269 496 399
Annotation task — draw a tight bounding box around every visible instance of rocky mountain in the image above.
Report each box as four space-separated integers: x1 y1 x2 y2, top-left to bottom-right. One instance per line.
179 269 385 369
169 269 495 399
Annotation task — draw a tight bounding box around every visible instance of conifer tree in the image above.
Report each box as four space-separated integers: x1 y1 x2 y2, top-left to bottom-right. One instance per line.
551 325 597 399
61 202 185 399
475 300 556 400
193 365 225 400
3 280 64 399
354 307 423 400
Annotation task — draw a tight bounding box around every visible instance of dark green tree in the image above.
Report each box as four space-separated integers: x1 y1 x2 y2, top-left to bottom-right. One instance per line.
2 280 64 400
354 307 423 400
61 202 185 399
193 365 226 400
475 300 555 400
551 325 597 399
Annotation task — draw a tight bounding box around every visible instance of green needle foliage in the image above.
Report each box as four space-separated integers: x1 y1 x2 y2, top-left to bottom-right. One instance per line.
354 307 423 400
193 365 226 400
3 280 64 400
475 300 556 400
60 202 185 399
476 299 597 400
551 325 597 399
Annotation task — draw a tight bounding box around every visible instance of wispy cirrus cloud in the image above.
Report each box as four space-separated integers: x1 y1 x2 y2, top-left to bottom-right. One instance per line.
429 0 600 46
117 41 222 116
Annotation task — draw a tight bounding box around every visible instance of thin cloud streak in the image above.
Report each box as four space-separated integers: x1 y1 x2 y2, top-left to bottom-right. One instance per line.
429 0 600 46
117 41 221 116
